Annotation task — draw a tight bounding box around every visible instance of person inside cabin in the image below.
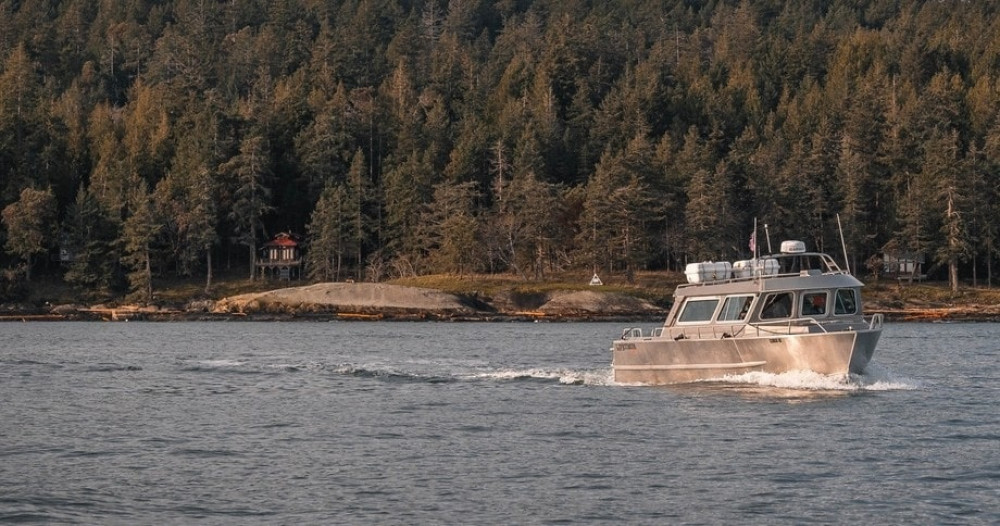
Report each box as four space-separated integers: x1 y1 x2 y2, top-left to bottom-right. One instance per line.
802 292 827 316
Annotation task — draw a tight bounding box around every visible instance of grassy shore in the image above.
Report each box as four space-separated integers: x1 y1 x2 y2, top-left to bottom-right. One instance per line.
7 268 1000 322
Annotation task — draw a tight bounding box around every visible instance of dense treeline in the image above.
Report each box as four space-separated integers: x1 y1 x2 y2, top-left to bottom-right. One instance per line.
2 0 1000 301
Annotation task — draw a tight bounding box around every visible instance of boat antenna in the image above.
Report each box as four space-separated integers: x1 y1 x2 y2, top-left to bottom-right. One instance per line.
752 218 762 286
837 213 850 274
764 223 773 253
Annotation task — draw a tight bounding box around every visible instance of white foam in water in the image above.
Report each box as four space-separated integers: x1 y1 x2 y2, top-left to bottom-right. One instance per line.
468 368 616 386
198 359 247 368
714 363 918 392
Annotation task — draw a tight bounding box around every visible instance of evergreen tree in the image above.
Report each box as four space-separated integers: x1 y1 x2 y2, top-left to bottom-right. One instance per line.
121 180 160 303
0 44 54 203
423 181 482 276
1 187 57 281
306 182 349 282
925 130 969 292
577 145 657 282
154 107 221 293
381 149 436 273
63 186 121 297
509 171 564 279
221 135 273 279
684 160 739 261
345 149 372 280
2 0 1000 295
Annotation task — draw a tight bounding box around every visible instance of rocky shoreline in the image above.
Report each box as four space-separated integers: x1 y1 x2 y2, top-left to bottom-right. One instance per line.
0 282 669 322
2 281 997 323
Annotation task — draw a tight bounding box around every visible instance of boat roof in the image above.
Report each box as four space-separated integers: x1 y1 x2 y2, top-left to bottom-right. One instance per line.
675 251 863 298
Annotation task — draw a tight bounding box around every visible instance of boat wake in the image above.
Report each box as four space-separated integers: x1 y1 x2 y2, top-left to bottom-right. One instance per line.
465 368 615 386
187 359 615 386
188 358 916 392
708 362 918 392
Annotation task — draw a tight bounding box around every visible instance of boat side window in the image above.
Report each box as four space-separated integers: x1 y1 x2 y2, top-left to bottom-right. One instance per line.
718 295 754 322
677 298 720 323
835 289 858 315
801 291 828 317
759 292 793 319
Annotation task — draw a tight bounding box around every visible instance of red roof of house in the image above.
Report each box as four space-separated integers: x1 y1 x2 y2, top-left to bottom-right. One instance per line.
264 233 299 247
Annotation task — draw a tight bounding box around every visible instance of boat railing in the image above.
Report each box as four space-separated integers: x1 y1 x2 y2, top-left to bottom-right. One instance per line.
621 327 643 339
748 317 828 336
676 252 852 291
663 324 750 340
620 313 883 342
676 268 850 291
619 327 665 340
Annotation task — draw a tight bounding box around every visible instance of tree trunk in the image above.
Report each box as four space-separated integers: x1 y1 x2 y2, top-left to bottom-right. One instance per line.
947 192 959 293
950 257 958 293
204 249 213 295
249 244 256 280
144 250 152 304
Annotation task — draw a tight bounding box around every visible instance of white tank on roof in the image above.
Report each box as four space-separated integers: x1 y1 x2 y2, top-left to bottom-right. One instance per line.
685 261 732 284
733 258 779 278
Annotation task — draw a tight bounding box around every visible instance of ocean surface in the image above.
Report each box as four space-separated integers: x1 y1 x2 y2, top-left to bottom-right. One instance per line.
1 321 997 525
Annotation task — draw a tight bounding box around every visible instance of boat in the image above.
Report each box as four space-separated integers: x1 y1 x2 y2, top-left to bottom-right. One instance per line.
612 239 883 384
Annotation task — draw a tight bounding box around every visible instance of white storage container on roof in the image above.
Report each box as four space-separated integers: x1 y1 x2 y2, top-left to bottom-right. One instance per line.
733 258 779 278
685 261 732 284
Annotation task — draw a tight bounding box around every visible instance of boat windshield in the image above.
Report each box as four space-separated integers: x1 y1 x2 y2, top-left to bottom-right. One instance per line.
775 254 830 274
718 295 753 321
759 292 792 319
835 289 858 314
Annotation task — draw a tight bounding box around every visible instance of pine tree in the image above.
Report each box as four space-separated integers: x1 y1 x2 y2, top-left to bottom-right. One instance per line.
63 187 121 297
345 149 372 280
382 150 436 272
0 44 49 204
925 129 969 292
423 181 482 276
685 160 738 261
510 171 563 279
121 180 160 304
222 135 273 279
306 182 349 282
1 187 57 281
577 145 657 282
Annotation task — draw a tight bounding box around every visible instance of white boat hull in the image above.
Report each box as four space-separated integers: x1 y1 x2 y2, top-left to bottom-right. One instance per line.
612 328 882 385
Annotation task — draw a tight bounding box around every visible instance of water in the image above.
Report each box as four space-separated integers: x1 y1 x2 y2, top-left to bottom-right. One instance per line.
1 321 997 525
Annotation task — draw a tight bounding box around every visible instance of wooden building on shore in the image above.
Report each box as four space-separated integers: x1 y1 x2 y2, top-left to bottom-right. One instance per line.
257 232 302 280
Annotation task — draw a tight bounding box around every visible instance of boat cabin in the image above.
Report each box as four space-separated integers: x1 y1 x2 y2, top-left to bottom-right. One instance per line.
663 241 867 338
670 287 860 326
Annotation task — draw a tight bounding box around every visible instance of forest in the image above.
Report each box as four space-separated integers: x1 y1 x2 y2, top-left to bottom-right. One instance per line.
2 0 1000 302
